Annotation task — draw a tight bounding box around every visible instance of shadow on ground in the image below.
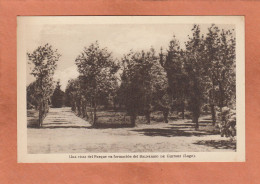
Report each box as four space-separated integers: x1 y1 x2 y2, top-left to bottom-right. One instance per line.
131 119 219 137
87 123 133 129
41 126 90 129
27 122 39 128
27 115 39 128
131 127 218 137
193 140 236 150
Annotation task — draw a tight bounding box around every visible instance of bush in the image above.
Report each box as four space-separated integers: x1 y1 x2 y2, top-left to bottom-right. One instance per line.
217 107 236 137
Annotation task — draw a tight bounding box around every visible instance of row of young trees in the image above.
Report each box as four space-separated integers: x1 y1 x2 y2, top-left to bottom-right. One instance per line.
158 24 236 129
27 24 236 131
65 24 236 129
65 42 120 126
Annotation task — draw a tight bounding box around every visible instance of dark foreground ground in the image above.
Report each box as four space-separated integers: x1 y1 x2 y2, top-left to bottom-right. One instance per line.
27 107 236 154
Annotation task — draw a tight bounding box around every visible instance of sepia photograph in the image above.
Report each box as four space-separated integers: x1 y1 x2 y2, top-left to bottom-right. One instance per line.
17 16 245 162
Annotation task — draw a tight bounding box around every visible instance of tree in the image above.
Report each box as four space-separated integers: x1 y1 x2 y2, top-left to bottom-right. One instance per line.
216 29 236 110
160 36 188 119
203 24 220 125
65 78 78 112
51 81 65 108
120 49 153 126
204 24 236 125
75 41 119 126
27 44 61 127
120 48 171 126
65 78 87 117
183 25 207 129
150 62 172 123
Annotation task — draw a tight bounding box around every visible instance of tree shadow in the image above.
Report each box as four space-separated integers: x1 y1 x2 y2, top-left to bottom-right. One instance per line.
27 118 39 128
169 124 208 127
131 127 217 137
27 110 39 128
193 140 236 150
199 120 214 124
43 122 74 125
90 123 133 129
51 120 68 122
27 123 39 128
41 125 90 129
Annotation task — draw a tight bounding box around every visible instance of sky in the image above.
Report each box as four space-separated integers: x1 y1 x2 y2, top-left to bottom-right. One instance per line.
25 23 235 91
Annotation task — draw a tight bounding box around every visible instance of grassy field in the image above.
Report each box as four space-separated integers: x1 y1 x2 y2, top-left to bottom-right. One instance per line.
86 109 189 127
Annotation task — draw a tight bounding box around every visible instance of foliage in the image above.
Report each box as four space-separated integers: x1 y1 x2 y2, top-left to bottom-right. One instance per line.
27 44 61 127
217 107 236 137
62 24 236 135
183 25 208 129
65 78 83 115
51 81 65 108
204 25 236 125
160 36 188 119
27 81 40 109
120 48 171 126
159 24 236 130
74 41 120 125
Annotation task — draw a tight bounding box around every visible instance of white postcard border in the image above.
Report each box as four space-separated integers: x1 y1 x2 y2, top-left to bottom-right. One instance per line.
17 16 245 163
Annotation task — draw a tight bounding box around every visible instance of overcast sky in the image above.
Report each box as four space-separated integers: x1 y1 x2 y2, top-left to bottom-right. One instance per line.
25 23 234 90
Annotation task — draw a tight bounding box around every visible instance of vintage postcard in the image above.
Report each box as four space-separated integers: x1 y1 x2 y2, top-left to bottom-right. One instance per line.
17 16 245 163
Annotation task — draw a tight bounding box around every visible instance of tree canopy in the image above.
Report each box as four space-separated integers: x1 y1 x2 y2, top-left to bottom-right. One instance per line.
27 44 61 127
74 41 120 125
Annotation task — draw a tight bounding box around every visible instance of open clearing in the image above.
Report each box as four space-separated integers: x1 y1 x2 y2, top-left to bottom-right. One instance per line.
27 107 236 154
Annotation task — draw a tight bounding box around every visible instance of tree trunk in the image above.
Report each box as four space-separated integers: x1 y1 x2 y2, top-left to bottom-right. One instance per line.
38 102 43 128
191 77 200 130
44 100 48 118
71 101 76 112
81 104 86 118
85 111 89 120
210 104 216 125
218 82 224 109
163 108 169 123
130 113 136 127
145 111 151 124
82 107 85 118
181 100 185 119
192 104 200 130
84 104 89 119
76 101 81 116
92 101 98 126
193 115 199 130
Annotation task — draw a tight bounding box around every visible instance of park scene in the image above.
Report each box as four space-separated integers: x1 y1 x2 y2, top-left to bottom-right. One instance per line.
26 23 236 154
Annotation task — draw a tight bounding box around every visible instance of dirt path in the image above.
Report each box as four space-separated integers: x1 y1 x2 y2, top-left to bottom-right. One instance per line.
27 107 236 153
41 107 91 128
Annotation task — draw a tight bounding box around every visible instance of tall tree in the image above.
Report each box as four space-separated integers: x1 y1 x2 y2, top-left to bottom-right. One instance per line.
120 48 171 126
160 36 188 119
184 25 207 129
120 49 154 126
27 44 61 127
216 29 236 110
75 41 119 126
204 25 236 124
204 24 220 125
